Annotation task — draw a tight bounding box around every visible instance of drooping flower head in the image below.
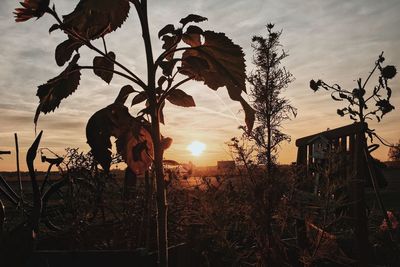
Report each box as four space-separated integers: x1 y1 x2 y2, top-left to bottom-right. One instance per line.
14 0 49 22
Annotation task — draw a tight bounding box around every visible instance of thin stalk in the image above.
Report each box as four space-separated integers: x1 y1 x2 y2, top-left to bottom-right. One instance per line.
101 36 108 54
361 52 383 90
14 133 24 214
76 66 142 86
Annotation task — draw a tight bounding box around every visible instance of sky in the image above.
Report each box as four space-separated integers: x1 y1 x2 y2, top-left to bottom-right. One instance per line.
0 0 399 171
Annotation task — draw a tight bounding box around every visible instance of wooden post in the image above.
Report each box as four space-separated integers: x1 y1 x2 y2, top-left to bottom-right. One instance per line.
351 131 370 266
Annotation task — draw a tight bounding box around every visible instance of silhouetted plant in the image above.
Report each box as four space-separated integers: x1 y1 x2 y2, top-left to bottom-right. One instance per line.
310 52 396 141
310 53 398 265
13 0 255 265
246 23 297 172
227 135 297 266
388 140 400 161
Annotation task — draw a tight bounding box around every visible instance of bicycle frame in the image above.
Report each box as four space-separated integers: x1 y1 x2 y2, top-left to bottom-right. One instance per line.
0 136 64 232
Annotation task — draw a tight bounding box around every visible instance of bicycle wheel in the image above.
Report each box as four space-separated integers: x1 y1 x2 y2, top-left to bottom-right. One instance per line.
42 177 97 231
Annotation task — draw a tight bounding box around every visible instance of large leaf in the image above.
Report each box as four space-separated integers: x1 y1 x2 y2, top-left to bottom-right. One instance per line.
167 89 196 107
86 106 114 171
86 102 140 172
63 0 130 40
87 101 156 174
35 54 81 125
179 31 254 131
55 38 81 66
93 52 115 84
180 31 246 97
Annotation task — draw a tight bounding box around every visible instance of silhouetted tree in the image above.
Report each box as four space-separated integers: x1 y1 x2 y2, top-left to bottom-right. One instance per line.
388 140 400 161
13 1 255 266
247 23 297 172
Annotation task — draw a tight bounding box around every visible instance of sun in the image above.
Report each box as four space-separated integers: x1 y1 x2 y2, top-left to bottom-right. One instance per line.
187 141 206 156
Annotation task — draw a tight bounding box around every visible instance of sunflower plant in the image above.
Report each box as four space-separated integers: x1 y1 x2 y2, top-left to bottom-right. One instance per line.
13 0 255 266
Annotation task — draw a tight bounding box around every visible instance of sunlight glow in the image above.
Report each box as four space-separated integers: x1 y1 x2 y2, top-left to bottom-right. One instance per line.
187 141 206 156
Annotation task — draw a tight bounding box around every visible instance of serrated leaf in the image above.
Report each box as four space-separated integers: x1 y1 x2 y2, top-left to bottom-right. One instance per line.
35 54 81 125
115 85 134 104
180 31 246 96
55 38 82 67
180 14 207 26
63 0 130 40
131 91 147 106
179 31 253 131
93 51 115 84
167 89 196 107
158 24 175 38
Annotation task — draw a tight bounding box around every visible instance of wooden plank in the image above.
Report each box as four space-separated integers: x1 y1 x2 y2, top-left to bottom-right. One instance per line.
340 136 347 180
296 122 367 147
296 145 307 165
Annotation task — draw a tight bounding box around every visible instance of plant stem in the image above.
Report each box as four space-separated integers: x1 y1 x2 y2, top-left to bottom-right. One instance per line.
76 66 141 86
135 1 168 265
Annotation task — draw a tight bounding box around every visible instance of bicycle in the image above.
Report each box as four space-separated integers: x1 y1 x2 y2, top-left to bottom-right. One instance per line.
40 148 123 232
0 132 44 235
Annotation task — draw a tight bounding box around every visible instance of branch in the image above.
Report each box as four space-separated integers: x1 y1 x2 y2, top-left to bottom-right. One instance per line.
361 52 383 90
155 46 198 66
46 7 147 90
158 77 192 106
71 66 142 91
154 37 183 65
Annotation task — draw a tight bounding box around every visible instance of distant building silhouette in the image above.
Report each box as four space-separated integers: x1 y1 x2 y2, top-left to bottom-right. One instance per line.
217 160 235 170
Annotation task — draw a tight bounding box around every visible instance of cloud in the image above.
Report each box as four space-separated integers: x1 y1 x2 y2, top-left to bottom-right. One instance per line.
0 0 399 170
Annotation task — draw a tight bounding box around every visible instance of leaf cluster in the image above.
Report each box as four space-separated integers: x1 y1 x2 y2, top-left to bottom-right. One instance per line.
14 0 255 173
310 52 396 123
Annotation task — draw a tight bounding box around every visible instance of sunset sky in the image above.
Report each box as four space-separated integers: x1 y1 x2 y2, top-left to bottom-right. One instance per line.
0 0 399 171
